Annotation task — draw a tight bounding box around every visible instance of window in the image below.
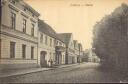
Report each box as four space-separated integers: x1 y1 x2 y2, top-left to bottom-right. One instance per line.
40 34 43 43
45 36 47 45
22 44 26 59
31 46 34 59
50 38 52 46
31 24 34 36
10 42 15 58
11 12 16 29
23 19 27 33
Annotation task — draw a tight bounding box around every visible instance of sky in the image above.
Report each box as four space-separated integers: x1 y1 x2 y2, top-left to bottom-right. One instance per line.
25 0 128 50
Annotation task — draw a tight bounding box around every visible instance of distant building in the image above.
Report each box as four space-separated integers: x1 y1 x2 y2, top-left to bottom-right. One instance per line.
56 35 66 65
73 40 79 63
38 19 66 67
82 49 90 62
0 0 40 69
78 43 83 63
88 48 100 63
38 19 56 67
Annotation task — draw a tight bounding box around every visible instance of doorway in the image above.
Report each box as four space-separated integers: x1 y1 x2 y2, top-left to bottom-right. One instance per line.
40 51 47 67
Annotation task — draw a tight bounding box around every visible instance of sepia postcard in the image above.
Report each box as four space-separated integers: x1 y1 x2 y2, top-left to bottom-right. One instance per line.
0 0 128 83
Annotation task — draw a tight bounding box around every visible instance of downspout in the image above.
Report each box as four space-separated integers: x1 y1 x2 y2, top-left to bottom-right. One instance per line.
0 0 2 62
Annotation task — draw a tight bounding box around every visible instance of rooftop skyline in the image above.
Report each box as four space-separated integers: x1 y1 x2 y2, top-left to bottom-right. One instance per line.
25 0 128 50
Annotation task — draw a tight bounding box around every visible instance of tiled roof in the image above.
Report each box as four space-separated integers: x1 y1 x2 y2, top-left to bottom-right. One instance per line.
57 33 72 45
38 19 65 43
38 19 57 39
22 1 40 16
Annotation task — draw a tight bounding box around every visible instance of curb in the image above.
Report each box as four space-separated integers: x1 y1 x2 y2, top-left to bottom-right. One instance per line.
0 68 53 78
0 63 82 78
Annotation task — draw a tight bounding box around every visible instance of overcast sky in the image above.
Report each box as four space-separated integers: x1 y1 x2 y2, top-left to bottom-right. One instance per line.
25 0 128 50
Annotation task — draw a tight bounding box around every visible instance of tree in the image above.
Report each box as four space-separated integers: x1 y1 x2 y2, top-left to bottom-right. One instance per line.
93 3 128 72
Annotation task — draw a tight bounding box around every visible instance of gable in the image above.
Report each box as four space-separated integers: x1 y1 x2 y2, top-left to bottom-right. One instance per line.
68 34 74 49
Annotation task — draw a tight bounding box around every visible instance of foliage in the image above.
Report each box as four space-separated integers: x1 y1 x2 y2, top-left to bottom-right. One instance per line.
92 3 128 71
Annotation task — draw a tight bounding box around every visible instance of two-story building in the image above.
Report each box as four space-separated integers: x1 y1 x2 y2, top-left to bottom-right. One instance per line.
0 0 40 69
55 36 66 65
38 19 66 67
38 19 56 67
78 43 83 63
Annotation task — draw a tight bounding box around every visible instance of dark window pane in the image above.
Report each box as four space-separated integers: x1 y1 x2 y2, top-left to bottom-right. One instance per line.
23 19 26 33
11 12 16 29
31 24 34 36
10 42 15 58
31 46 34 59
22 44 26 59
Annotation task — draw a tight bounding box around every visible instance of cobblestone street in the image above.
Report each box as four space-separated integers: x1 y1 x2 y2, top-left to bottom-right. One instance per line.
0 63 120 83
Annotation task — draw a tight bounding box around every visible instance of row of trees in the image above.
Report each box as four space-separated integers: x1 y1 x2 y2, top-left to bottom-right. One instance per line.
93 3 128 75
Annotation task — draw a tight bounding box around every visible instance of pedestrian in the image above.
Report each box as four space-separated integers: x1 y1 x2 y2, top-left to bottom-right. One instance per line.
48 59 53 68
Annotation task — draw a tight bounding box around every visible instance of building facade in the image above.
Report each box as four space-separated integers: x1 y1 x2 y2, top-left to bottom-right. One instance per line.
38 19 66 67
0 0 40 69
55 38 66 65
73 40 79 63
38 19 56 67
81 50 89 62
78 43 83 63
88 48 100 63
58 33 77 64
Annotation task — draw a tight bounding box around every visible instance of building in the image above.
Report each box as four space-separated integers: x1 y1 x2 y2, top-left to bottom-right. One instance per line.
87 48 100 62
0 0 84 69
55 35 66 65
38 19 66 67
57 33 76 64
38 19 56 67
81 49 90 62
0 0 40 69
73 40 79 63
78 43 83 63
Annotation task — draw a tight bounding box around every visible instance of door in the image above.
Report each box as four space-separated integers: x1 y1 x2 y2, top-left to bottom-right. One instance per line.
40 51 47 67
59 54 62 64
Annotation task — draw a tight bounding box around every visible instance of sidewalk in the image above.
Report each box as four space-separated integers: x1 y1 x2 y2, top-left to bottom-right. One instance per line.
0 67 52 78
0 63 81 78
